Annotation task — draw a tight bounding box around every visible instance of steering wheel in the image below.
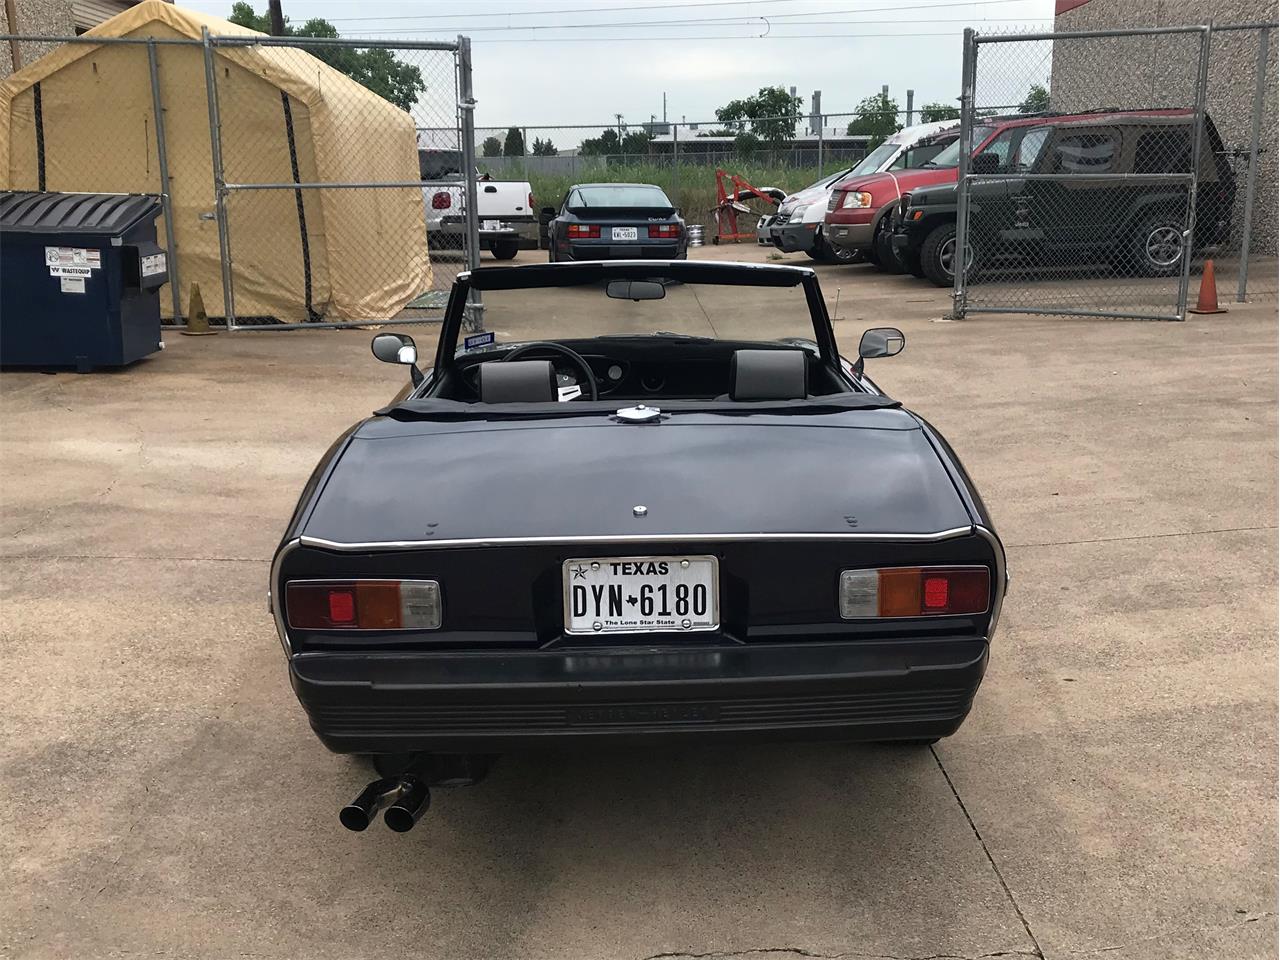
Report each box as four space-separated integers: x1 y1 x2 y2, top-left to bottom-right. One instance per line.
501 341 599 401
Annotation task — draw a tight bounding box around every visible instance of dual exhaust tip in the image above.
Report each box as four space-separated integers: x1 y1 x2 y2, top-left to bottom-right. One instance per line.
340 775 430 833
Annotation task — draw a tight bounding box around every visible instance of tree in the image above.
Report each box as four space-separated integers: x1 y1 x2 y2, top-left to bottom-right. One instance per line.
1020 83 1050 114
846 92 901 148
620 129 654 156
715 86 803 144
503 127 525 157
733 131 760 159
920 102 961 123
228 3 425 112
578 128 621 157
531 137 557 156
481 136 503 158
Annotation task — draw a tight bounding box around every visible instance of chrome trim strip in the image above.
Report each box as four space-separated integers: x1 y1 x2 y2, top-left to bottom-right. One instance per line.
270 537 302 657
973 525 1007 638
296 527 975 553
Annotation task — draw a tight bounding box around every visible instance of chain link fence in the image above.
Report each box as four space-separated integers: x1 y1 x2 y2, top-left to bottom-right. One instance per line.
951 22 1276 321
0 28 476 330
439 108 975 244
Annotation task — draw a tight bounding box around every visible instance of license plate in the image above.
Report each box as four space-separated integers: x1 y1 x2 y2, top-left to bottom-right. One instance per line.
563 555 719 635
482 220 500 231
611 226 639 241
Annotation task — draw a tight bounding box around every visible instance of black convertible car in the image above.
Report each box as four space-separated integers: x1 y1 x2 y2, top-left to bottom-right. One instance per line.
271 260 1006 832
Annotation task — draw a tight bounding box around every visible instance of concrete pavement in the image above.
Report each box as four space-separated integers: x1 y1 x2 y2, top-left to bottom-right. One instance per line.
1 246 1275 959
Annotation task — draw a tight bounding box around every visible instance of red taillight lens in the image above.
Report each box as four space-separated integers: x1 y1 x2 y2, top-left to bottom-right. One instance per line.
648 223 681 238
839 566 990 618
528 191 535 209
285 580 442 630
431 192 452 210
567 224 600 238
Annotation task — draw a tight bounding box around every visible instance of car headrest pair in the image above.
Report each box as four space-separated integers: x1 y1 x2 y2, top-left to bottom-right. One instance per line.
476 349 808 403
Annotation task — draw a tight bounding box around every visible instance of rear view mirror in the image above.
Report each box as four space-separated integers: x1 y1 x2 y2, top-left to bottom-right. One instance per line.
858 327 905 359
971 152 1001 175
372 332 417 365
606 280 666 302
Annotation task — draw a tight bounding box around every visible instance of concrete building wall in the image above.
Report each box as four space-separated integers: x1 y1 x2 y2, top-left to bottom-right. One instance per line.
1050 0 1278 254
1 0 75 80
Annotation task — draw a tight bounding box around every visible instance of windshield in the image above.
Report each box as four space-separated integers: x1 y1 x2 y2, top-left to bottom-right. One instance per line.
569 185 673 209
461 280 819 350
847 142 899 177
924 126 996 167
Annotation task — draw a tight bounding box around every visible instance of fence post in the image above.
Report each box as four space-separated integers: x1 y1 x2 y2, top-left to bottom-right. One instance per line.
146 39 183 326
1176 24 1213 320
457 35 482 331
1236 25 1270 302
817 114 824 177
950 27 978 320
201 26 236 330
671 121 679 209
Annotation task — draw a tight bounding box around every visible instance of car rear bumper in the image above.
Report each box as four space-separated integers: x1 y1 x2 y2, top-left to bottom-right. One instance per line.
290 637 989 752
770 221 818 252
566 241 685 260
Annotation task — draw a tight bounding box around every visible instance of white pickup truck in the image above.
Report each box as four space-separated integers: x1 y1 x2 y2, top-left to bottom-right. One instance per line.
419 149 537 260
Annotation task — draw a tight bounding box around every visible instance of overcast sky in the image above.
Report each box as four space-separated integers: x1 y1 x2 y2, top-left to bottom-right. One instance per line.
183 0 1057 130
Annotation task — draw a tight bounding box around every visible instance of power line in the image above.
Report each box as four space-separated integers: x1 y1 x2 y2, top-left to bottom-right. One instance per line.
347 15 1052 35
455 30 1049 42
328 0 1035 26
326 0 805 21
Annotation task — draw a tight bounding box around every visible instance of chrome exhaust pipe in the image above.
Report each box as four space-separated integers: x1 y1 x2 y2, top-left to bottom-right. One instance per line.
339 777 403 832
383 775 431 833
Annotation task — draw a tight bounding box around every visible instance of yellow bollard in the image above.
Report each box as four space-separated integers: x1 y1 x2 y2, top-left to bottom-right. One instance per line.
180 282 217 336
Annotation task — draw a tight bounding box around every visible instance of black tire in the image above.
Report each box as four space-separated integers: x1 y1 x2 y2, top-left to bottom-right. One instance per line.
489 238 520 261
1129 212 1185 278
817 230 857 264
901 247 925 278
871 220 904 274
920 222 974 287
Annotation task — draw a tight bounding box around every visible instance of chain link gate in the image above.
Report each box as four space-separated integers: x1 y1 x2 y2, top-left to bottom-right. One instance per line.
952 24 1215 322
202 32 477 331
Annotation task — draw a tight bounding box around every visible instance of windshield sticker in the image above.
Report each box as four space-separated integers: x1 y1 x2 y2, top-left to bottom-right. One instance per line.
462 331 496 353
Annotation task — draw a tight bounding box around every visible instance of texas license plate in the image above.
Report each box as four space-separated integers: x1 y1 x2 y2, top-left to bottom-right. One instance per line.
482 220 500 231
563 555 719 635
611 226 639 241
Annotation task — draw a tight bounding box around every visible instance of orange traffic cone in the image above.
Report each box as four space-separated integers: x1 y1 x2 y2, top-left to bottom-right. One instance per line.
1188 258 1227 315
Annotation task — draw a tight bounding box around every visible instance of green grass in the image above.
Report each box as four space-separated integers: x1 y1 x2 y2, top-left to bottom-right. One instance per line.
487 160 857 232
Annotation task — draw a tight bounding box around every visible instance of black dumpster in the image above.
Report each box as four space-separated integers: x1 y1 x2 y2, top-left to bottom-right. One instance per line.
0 191 169 372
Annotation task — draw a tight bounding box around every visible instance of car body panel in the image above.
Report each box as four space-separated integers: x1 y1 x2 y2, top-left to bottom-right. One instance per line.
271 260 1005 756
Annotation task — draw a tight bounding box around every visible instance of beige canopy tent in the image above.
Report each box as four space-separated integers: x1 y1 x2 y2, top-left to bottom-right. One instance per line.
0 1 431 321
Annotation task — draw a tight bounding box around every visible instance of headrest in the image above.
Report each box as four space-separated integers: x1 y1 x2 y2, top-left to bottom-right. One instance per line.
730 349 808 401
478 360 557 403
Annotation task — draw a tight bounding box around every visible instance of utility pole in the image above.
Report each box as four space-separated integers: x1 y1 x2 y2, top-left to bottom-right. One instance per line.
662 92 667 123
268 0 285 35
615 113 624 138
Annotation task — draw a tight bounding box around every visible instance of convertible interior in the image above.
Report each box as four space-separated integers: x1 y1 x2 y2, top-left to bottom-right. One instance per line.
436 339 856 404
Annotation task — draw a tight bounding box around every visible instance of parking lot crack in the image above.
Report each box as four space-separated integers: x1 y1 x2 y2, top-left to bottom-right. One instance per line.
931 747 1046 960
637 947 1042 960
1060 911 1275 956
1007 524 1277 550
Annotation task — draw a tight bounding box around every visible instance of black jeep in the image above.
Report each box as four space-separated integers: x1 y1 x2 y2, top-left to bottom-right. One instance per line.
892 109 1235 287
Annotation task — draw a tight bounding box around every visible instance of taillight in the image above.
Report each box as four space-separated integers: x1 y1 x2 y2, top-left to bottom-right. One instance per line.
528 191 535 209
431 192 452 210
839 566 989 618
648 223 681 238
286 580 442 630
567 224 600 238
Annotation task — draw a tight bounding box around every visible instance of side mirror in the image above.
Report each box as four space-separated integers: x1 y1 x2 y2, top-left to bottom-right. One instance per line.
858 327 905 360
371 332 424 386
971 152 1001 175
606 279 666 301
540 206 558 220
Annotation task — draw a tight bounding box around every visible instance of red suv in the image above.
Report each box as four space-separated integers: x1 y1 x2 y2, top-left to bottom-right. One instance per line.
825 111 1176 272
